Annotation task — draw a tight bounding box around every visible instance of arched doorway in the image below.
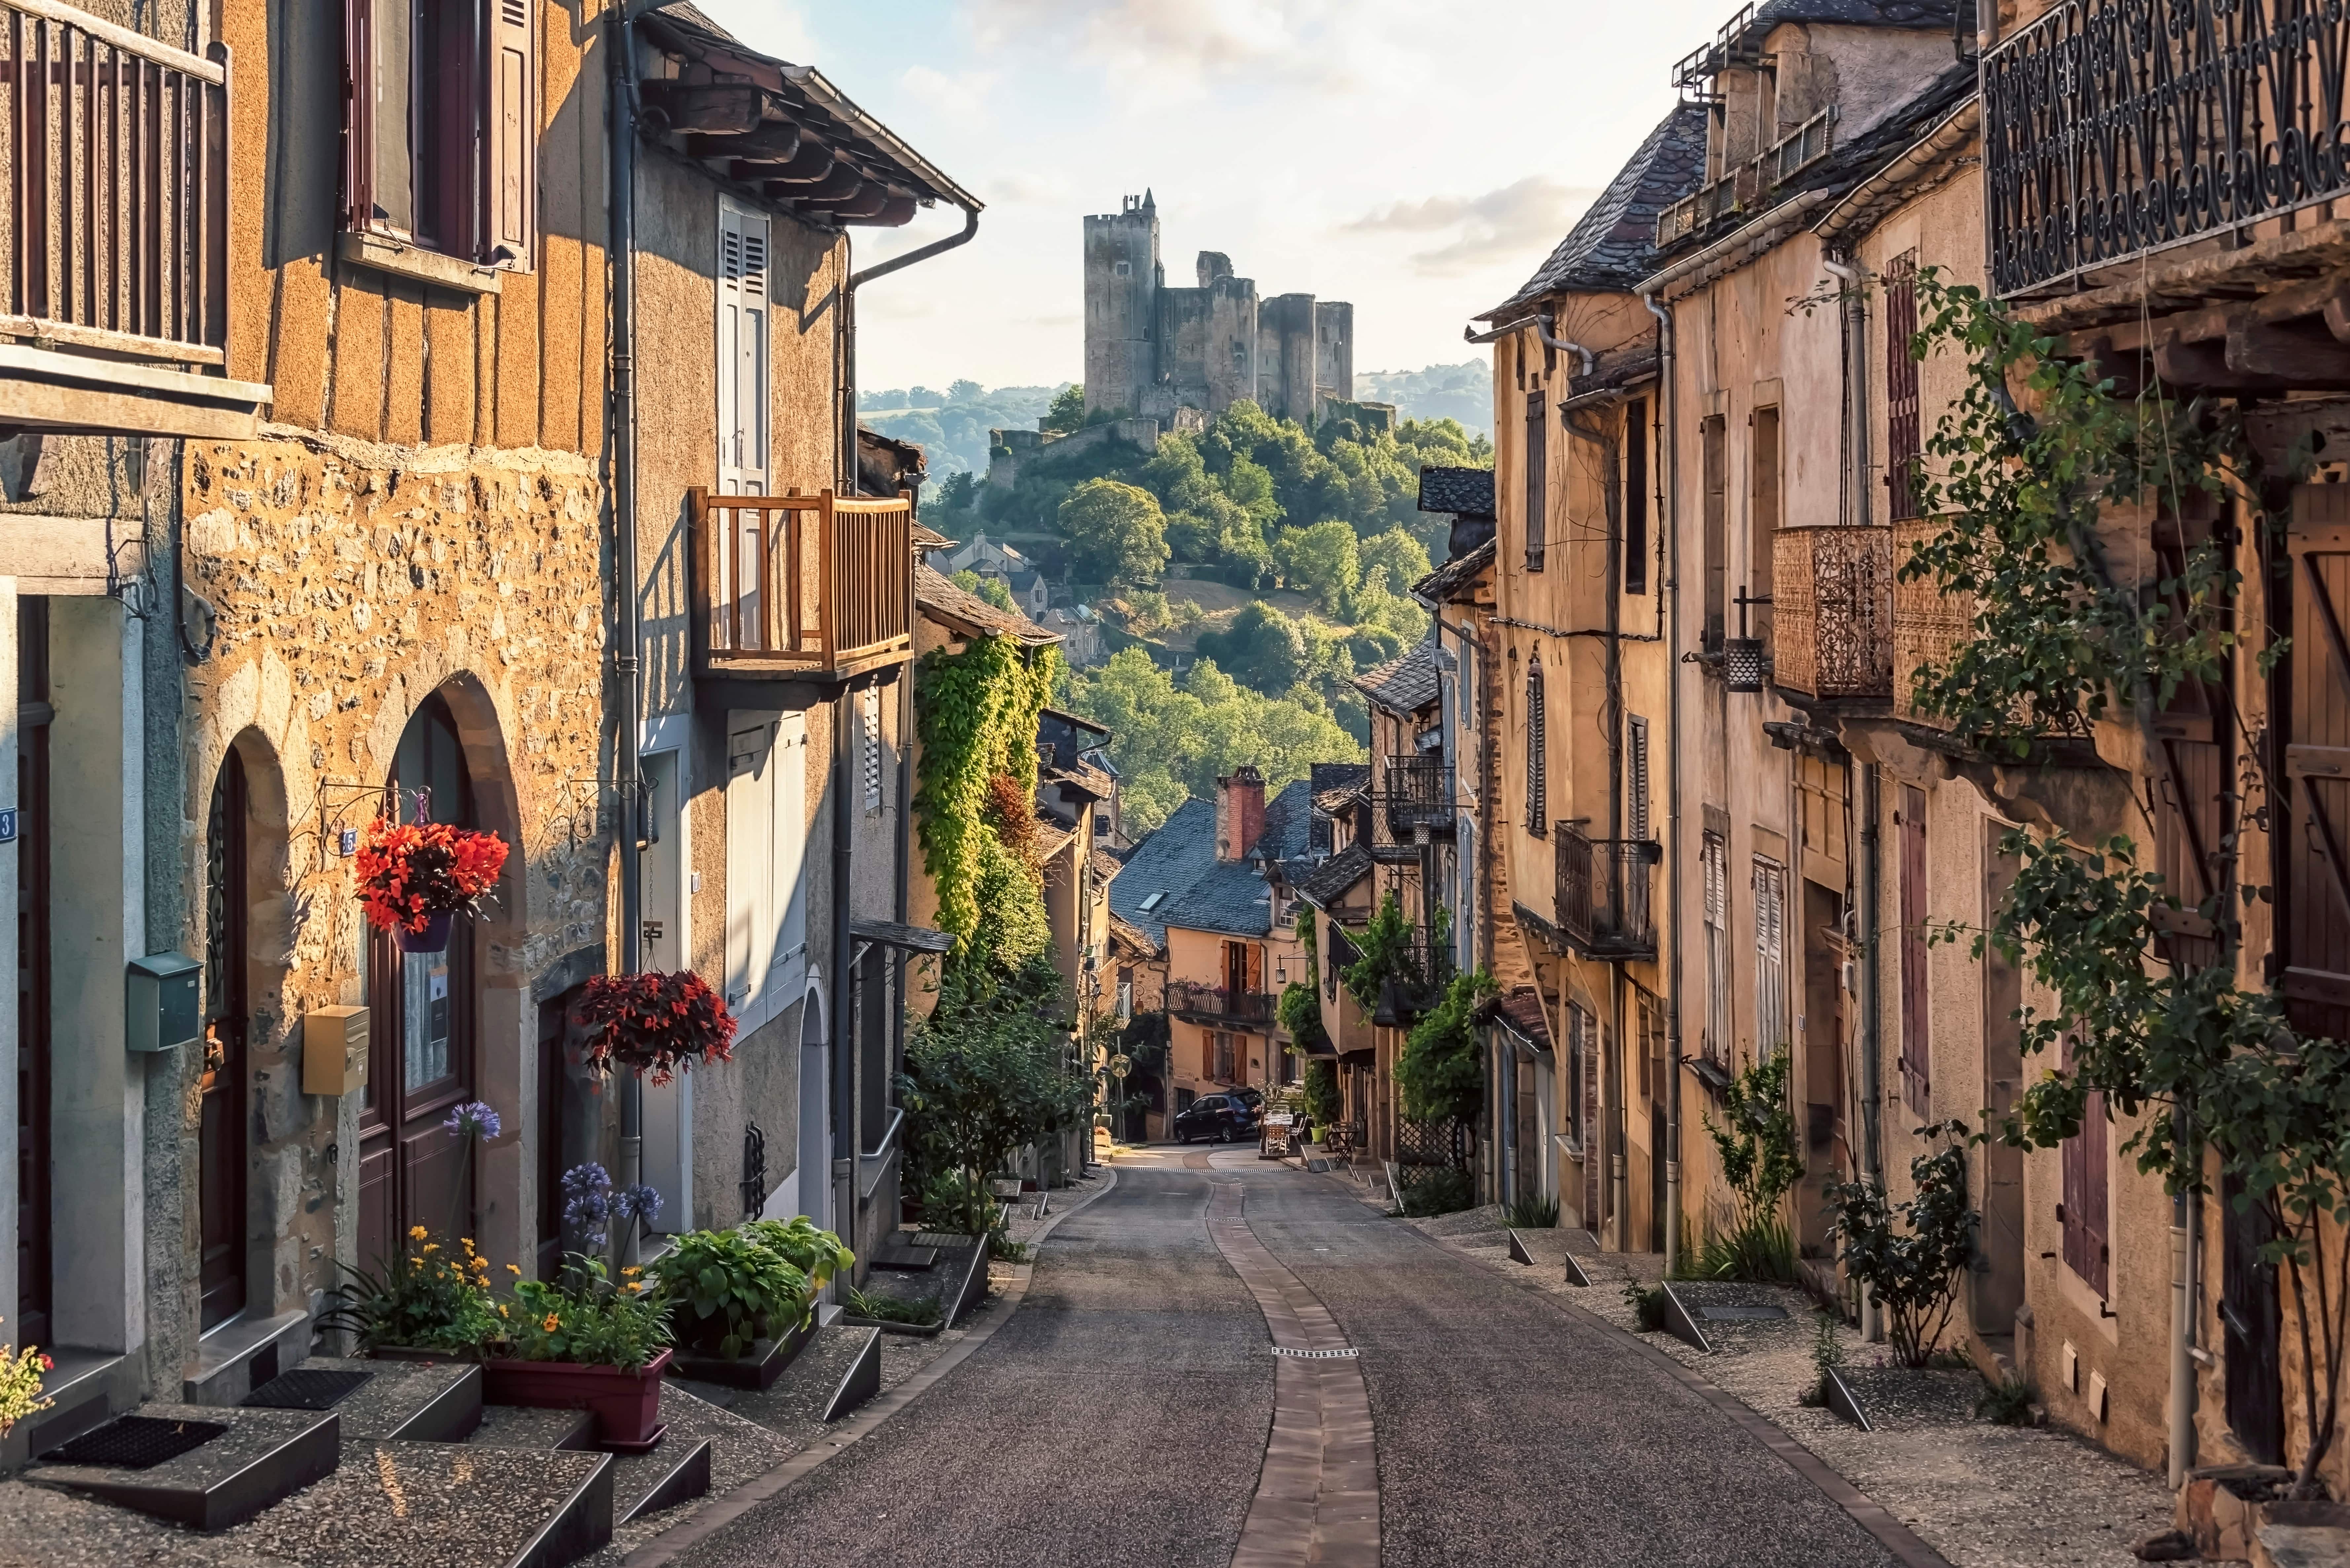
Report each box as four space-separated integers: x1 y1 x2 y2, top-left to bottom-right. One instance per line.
358 691 482 1266
199 748 251 1329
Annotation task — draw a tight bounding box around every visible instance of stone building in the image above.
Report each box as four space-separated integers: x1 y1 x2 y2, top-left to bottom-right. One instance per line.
1083 191 1358 427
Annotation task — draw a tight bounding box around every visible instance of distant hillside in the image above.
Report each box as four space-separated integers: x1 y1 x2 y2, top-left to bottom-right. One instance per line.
1358 361 1490 439
860 381 1069 483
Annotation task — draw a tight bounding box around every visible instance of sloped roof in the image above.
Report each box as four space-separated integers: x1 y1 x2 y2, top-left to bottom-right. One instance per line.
1414 538 1494 605
1482 986 1553 1050
1091 849 1125 883
1252 779 1314 868
1488 105 1708 314
911 522 951 548
1418 466 1495 519
1295 844 1373 911
1353 633 1442 716
1109 912 1160 959
914 562 1055 644
1157 859 1278 938
1308 762 1369 854
1108 797 1219 948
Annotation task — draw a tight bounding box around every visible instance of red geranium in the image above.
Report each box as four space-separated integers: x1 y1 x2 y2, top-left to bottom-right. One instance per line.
356 816 510 933
576 971 738 1085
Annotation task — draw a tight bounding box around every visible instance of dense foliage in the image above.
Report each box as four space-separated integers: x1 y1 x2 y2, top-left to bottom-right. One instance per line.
504 1256 670 1369
1398 969 1495 1124
1697 1052 1803 1282
650 1226 812 1359
912 633 1060 956
1825 1123 1978 1369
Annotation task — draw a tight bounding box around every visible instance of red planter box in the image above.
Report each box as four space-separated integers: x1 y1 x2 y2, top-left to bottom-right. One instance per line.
480 1348 672 1452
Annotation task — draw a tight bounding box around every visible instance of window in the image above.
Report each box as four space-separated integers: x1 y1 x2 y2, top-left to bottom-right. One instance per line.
1753 854 1786 1058
1702 414 1728 650
342 0 535 268
2060 1035 2110 1296
1114 260 1132 276
1524 388 1548 571
1750 405 1779 646
1117 979 1133 1022
1525 653 1547 835
859 684 883 816
724 711 809 1038
1898 784 1931 1112
718 204 771 495
1626 716 1651 841
1565 1003 1592 1149
1213 1031 1237 1081
1701 829 1730 1064
1886 251 1921 521
1624 397 1650 595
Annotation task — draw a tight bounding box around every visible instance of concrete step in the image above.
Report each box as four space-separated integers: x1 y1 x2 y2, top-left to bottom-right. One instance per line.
24 1402 340 1530
227 1438 612 1568
670 1321 881 1439
465 1403 598 1452
255 1355 483 1444
608 1435 711 1524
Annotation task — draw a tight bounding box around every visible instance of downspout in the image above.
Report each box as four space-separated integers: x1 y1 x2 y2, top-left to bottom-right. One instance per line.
831 687 855 1255
2170 1111 2196 1487
611 2 645 1260
842 206 982 493
1643 289 1684 1273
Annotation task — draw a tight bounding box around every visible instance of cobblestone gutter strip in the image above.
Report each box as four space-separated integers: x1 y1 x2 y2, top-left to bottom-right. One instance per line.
1205 1181 1380 1568
618 1166 1123 1567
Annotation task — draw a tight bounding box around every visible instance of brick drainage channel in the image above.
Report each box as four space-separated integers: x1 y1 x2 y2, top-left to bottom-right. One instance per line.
1206 1181 1379 1568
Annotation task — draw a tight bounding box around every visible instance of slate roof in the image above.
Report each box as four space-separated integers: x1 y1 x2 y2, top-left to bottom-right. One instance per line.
1109 913 1160 959
1157 859 1279 938
914 562 1056 644
1251 780 1314 869
911 522 951 548
1294 844 1372 911
1353 633 1442 717
1720 0 1956 50
1482 986 1552 1050
1108 797 1219 948
1488 104 1708 314
1418 466 1495 520
1414 538 1494 605
1091 849 1125 883
1308 763 1369 854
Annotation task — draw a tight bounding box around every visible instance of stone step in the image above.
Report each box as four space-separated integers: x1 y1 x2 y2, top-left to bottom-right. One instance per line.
252 1355 483 1444
670 1322 881 1440
226 1438 612 1568
465 1403 598 1452
24 1402 340 1531
608 1435 711 1525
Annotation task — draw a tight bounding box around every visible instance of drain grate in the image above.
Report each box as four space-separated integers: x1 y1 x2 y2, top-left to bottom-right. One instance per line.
1271 1346 1359 1359
243 1367 377 1410
41 1415 229 1470
1698 1304 1791 1323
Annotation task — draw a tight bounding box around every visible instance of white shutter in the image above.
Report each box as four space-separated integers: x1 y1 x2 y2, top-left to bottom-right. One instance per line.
1753 855 1786 1059
717 201 770 495
725 718 776 1017
771 711 809 1001
860 685 882 815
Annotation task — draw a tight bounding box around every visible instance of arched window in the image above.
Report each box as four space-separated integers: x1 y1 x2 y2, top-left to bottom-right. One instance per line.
1525 652 1547 835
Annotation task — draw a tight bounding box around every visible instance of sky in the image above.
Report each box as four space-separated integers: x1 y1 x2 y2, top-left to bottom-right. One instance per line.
692 0 1737 391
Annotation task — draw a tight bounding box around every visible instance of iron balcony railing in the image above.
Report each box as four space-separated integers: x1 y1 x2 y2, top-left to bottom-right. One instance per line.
691 488 914 679
1555 823 1660 962
1772 524 1891 700
4 0 229 361
1166 982 1277 1023
1984 0 2350 295
1382 760 1456 836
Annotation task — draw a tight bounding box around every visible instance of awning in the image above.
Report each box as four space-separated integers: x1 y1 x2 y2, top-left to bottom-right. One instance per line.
850 919 953 955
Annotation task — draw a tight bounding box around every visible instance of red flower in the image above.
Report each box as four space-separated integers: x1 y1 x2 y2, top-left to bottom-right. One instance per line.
576 970 738 1084
354 816 511 933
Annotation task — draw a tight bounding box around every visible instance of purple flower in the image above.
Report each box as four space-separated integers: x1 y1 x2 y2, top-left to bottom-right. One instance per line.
615 1184 664 1222
561 1162 611 1199
444 1100 503 1141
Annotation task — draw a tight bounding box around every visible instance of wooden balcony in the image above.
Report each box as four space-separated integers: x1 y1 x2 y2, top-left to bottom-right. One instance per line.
1890 518 1969 727
690 488 914 682
1166 982 1277 1024
1 0 269 437
1554 823 1659 964
1773 524 1890 701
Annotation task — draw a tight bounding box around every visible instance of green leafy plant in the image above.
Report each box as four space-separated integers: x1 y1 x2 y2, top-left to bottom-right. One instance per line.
1395 1166 1474 1217
1824 1122 1978 1370
650 1227 811 1359
1698 1053 1803 1281
1800 1314 1847 1408
745 1216 854 1294
912 633 1060 954
1398 968 1493 1123
1300 1057 1341 1128
1342 891 1446 1016
1976 1373 2039 1426
1503 1192 1561 1229
845 1286 943 1328
1623 1282 1671 1332
322 1226 501 1354
1278 979 1330 1055
499 1255 671 1369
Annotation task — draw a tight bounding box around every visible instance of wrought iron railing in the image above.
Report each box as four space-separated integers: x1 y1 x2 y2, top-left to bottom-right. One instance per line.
1165 982 1277 1023
3 0 231 361
691 488 914 678
1890 517 1968 726
1983 0 2350 295
1382 760 1455 835
1555 823 1660 960
1773 525 1891 699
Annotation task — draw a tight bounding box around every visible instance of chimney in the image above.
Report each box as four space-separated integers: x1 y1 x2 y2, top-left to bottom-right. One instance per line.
1216 764 1266 863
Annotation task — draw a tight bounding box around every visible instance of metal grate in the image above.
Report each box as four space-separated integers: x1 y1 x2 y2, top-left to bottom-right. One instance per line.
243 1367 377 1410
1271 1346 1359 1359
41 1415 228 1469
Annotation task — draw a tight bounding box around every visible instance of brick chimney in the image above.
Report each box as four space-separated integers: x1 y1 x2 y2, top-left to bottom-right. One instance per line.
1216 764 1266 863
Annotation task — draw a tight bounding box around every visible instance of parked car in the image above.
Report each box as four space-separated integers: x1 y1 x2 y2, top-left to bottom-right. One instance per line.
1172 1094 1259 1145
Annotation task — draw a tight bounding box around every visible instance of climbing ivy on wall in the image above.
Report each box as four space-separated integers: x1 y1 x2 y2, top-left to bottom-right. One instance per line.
913 634 1063 963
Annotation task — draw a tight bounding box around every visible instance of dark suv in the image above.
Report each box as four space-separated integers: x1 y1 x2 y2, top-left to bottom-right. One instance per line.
1172 1093 1259 1145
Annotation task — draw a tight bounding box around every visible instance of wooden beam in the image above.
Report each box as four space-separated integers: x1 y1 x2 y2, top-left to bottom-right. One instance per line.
641 82 765 135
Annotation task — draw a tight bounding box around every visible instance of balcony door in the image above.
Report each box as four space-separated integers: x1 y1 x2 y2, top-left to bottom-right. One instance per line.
358 693 479 1265
198 748 251 1330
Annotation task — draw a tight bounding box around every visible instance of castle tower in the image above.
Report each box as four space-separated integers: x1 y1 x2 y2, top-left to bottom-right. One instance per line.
1082 191 1159 418
1313 301 1354 410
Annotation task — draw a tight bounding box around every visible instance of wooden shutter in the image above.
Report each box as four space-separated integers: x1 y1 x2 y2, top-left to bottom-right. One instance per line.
1885 252 1921 521
2283 483 2350 1040
717 204 771 494
725 719 774 1017
772 712 808 1002
1526 655 1546 832
2058 1034 2110 1296
1702 829 1729 1062
1753 855 1786 1058
1898 786 1930 1112
859 684 882 815
1627 716 1651 841
342 0 413 236
487 0 535 269
1524 389 1547 570
1750 406 1779 645
1702 415 1728 648
2151 504 2228 973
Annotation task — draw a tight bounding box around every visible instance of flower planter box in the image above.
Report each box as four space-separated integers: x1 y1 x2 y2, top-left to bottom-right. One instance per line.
666 1314 816 1391
840 1314 944 1338
481 1348 671 1452
368 1344 480 1364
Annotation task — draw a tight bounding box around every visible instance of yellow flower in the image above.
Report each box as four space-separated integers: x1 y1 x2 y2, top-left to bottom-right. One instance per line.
408 1225 428 1241
506 1263 521 1275
420 1243 439 1254
621 1266 642 1277
498 1304 510 1318
541 1313 561 1332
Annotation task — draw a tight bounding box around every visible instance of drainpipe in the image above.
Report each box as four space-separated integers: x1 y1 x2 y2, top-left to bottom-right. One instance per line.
1643 290 1684 1274
2169 1109 2197 1486
831 686 856 1258
611 2 645 1262
842 207 982 493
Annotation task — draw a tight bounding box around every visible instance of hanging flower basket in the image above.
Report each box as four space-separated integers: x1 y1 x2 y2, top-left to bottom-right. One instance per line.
576 971 738 1085
356 813 508 953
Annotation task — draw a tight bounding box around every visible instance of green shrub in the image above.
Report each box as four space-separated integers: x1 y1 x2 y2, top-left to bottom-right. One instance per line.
1503 1192 1560 1229
650 1227 811 1359
500 1255 671 1369
1395 1166 1474 1217
845 1286 943 1327
1623 1282 1671 1332
744 1216 855 1294
1976 1373 2038 1426
1398 968 1494 1124
1800 1314 1846 1407
322 1228 500 1354
1824 1121 1978 1368
1698 1053 1803 1281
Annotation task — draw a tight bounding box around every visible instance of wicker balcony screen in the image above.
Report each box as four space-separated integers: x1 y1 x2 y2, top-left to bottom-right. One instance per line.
1771 525 1891 699
1891 517 1970 726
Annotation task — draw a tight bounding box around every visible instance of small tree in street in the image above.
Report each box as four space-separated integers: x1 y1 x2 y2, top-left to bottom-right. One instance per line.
1699 1052 1802 1280
1825 1123 1978 1367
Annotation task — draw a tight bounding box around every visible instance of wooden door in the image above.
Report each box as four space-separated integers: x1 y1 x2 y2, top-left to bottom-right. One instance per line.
2222 1171 2287 1465
2283 485 2350 1039
198 749 250 1329
14 597 50 1348
1975 822 2028 1337
357 693 479 1267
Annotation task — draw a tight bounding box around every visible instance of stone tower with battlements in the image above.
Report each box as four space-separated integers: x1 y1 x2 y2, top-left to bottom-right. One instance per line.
1081 192 1354 427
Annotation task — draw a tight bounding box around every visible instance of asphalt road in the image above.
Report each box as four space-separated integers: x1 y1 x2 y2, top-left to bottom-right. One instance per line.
667 1150 1900 1568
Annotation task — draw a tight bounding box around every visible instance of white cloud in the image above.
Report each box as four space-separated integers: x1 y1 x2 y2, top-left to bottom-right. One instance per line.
1345 177 1599 278
967 0 1402 99
900 63 997 122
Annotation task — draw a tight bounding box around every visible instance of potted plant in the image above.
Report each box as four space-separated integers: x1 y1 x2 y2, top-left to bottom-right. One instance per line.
0 1321 53 1439
323 1227 501 1357
483 1255 673 1451
575 970 738 1084
747 1215 855 1293
356 804 508 954
649 1228 810 1360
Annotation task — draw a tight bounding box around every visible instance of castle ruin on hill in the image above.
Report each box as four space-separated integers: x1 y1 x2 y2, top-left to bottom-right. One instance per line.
1083 190 1362 427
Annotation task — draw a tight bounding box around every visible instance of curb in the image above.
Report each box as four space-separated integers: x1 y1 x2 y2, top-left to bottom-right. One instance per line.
1318 1171 1954 1568
620 1165 1123 1565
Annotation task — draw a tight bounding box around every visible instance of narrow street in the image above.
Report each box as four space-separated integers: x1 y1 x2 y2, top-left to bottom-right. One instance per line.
660 1152 1906 1568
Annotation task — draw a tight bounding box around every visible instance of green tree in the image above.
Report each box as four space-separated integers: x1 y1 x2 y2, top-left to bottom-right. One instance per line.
951 568 1018 613
1040 383 1088 434
1398 969 1495 1123
1275 520 1361 615
1059 478 1170 589
1196 602 1308 695
948 378 984 403
1359 527 1433 594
